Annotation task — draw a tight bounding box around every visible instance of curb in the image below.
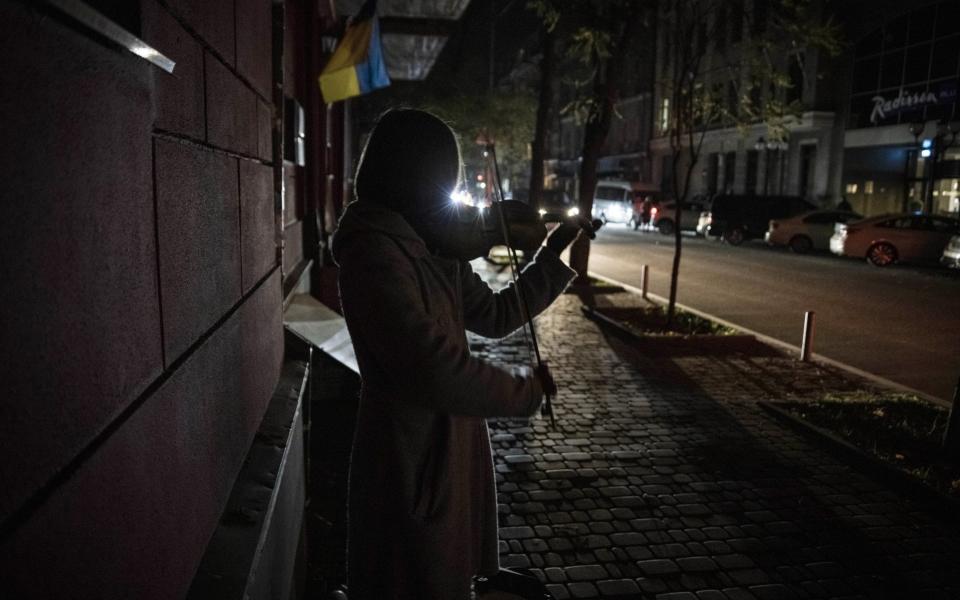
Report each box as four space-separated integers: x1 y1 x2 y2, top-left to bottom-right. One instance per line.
759 401 960 527
579 305 769 356
587 270 950 408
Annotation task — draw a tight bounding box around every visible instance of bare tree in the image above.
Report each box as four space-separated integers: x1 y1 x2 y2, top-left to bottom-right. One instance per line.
657 0 841 325
560 1 652 283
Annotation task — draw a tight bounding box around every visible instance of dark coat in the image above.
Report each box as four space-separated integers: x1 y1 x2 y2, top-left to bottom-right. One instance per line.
331 201 575 599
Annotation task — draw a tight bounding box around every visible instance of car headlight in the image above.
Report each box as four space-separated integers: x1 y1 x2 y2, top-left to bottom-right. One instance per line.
450 190 475 207
567 206 580 217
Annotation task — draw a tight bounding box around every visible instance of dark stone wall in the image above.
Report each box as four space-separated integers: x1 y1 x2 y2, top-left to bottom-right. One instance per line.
0 0 282 596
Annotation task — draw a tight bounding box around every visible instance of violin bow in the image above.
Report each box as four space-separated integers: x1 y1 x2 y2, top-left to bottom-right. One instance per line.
484 141 557 428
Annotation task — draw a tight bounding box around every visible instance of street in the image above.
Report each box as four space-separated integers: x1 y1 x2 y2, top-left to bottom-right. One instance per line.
586 225 960 401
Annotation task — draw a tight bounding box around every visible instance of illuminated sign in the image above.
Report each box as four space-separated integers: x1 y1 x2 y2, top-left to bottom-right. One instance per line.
870 90 939 124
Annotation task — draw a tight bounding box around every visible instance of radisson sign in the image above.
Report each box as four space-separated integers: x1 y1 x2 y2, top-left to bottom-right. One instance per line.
868 84 958 125
870 90 939 124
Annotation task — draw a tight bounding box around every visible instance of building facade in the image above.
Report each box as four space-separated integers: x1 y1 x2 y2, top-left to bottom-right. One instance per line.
558 0 959 218
646 0 847 207
841 0 960 217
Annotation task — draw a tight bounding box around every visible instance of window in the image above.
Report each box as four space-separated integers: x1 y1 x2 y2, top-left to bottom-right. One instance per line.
878 216 913 228
904 44 932 84
880 50 905 89
745 150 759 194
727 81 738 118
864 180 875 195
730 0 744 43
852 58 881 95
787 57 804 104
908 5 936 44
596 186 626 201
723 151 736 190
715 5 727 50
659 98 671 134
882 15 909 51
845 183 859 194
662 155 675 193
930 36 960 80
751 0 767 35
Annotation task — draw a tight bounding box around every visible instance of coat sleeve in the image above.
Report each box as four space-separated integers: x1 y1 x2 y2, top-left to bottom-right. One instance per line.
338 235 543 418
461 247 577 339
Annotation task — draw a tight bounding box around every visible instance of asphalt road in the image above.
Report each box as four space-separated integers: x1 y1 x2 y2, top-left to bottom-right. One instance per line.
584 224 960 401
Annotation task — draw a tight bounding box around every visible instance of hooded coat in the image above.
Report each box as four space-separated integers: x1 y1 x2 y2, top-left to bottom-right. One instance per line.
331 200 576 599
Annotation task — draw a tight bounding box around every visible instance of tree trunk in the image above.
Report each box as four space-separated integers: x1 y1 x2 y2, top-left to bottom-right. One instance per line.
569 15 641 282
529 26 555 208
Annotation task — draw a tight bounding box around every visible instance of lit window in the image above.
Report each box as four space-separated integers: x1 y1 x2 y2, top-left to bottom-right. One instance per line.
845 183 858 194
659 98 670 134
864 180 874 194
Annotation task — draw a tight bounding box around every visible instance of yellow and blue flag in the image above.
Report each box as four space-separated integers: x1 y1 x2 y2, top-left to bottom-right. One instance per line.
319 0 391 103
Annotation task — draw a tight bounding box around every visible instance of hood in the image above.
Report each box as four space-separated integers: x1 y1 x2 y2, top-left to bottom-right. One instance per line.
330 200 428 266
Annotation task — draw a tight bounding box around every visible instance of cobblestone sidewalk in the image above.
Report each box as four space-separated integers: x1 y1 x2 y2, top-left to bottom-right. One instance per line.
472 259 960 600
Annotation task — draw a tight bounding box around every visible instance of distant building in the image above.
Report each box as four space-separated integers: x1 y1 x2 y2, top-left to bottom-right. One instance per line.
550 0 959 218
841 1 960 217
648 0 843 207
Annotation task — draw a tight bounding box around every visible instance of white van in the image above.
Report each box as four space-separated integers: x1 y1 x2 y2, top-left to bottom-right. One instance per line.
592 180 635 224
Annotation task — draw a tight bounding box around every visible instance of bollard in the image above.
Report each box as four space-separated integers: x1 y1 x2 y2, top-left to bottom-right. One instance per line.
943 377 960 463
800 311 815 362
641 264 649 300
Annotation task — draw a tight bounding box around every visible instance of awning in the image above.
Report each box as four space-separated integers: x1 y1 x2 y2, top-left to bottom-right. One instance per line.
334 0 470 81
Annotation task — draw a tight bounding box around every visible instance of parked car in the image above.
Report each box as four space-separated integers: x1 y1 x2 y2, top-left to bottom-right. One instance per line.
706 194 817 245
592 180 635 224
704 194 817 245
942 235 960 268
652 197 711 235
830 213 960 266
765 209 863 253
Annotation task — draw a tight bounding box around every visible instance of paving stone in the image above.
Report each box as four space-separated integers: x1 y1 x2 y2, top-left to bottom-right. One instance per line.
610 532 646 546
729 569 770 586
748 584 797 600
596 578 642 597
500 526 535 540
565 564 608 581
563 583 599 599
677 557 719 572
502 554 532 569
638 559 680 576
545 584 571 599
544 567 567 583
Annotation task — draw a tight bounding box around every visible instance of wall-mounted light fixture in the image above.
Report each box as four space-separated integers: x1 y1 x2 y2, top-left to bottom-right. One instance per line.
48 0 176 73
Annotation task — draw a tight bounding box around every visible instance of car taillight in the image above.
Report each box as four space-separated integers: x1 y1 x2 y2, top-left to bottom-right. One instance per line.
651 207 658 217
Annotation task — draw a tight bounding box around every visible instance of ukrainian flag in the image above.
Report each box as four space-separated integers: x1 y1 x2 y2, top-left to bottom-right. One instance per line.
319 1 391 104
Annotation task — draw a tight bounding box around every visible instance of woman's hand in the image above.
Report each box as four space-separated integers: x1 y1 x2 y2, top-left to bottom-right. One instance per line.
545 217 602 255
